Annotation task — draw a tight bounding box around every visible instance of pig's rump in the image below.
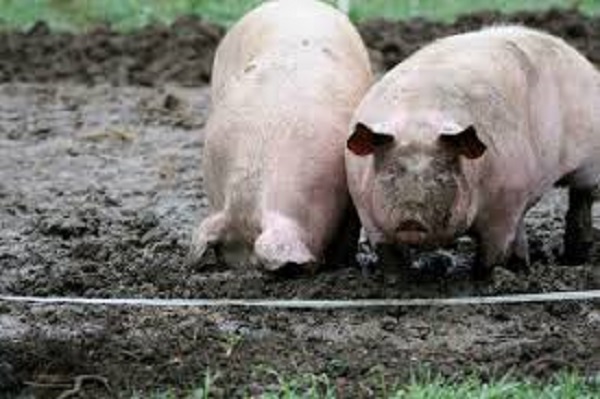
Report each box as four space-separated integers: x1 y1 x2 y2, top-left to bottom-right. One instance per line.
191 0 372 271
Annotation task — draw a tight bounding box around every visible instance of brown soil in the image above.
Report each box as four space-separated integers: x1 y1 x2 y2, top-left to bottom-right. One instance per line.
2 9 600 86
0 8 599 399
0 16 224 86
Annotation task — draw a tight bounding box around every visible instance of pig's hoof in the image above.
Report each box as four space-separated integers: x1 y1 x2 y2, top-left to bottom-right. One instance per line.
186 241 222 269
189 213 227 267
357 246 378 277
186 247 206 268
562 241 592 265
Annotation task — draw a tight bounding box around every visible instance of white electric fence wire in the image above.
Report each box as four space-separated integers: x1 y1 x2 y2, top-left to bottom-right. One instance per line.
1 290 599 309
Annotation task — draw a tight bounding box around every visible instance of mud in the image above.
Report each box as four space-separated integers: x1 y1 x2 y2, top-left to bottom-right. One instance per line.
0 17 224 86
2 9 600 86
0 8 599 398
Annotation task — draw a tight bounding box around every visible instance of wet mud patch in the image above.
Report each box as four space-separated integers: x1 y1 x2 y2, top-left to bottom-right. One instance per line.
0 82 598 397
0 81 595 300
1 7 600 397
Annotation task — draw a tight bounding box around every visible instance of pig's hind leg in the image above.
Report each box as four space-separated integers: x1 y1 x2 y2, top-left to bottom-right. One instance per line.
189 212 227 266
563 186 594 265
254 212 317 273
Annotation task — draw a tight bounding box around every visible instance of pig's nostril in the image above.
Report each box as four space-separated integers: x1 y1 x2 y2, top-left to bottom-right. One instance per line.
397 219 428 233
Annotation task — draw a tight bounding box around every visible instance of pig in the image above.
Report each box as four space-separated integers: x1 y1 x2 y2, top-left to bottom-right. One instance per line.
345 26 600 279
190 0 373 272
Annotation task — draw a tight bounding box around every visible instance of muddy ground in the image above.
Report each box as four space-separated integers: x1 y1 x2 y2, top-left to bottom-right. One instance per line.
0 8 600 399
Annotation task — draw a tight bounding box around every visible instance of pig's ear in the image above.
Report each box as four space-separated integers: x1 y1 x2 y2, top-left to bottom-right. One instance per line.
347 122 394 156
439 125 486 160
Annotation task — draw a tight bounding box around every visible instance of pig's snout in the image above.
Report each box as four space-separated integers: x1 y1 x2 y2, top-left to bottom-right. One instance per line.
397 219 428 233
395 218 429 244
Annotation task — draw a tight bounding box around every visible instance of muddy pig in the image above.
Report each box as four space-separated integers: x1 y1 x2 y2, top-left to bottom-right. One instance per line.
190 0 372 272
346 26 600 278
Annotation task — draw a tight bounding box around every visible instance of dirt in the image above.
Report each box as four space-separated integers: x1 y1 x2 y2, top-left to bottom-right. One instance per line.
0 8 599 399
2 9 600 86
0 16 224 87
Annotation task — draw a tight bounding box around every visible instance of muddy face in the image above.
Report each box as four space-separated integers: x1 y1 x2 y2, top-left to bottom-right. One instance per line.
347 122 486 248
371 144 463 246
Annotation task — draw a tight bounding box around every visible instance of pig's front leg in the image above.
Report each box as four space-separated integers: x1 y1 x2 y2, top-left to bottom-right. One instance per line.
355 218 404 275
254 212 317 272
472 209 529 280
354 229 378 276
563 186 594 265
503 217 530 273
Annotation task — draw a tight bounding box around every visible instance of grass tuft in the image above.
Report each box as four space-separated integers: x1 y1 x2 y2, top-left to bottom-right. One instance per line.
136 370 600 399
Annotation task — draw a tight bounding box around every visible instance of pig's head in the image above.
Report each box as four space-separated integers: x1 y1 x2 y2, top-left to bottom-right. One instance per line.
347 119 486 247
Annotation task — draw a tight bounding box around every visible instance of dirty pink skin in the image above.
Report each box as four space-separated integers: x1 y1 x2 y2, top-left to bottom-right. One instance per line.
190 0 372 271
346 26 600 277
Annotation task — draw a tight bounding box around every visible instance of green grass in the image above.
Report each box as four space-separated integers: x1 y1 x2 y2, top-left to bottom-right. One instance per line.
347 0 600 22
391 373 600 399
0 0 600 31
132 370 219 399
139 371 600 399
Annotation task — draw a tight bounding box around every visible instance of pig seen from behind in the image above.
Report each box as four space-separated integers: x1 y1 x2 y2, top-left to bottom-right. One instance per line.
191 0 372 271
346 26 600 278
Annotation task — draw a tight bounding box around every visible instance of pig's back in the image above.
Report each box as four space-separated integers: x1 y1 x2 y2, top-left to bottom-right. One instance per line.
204 0 372 218
366 26 600 173
211 0 370 105
463 27 600 184
353 26 600 209
404 26 600 129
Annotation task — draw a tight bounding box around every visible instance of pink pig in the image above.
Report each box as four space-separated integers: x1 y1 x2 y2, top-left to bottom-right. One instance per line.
190 0 372 271
346 26 600 278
